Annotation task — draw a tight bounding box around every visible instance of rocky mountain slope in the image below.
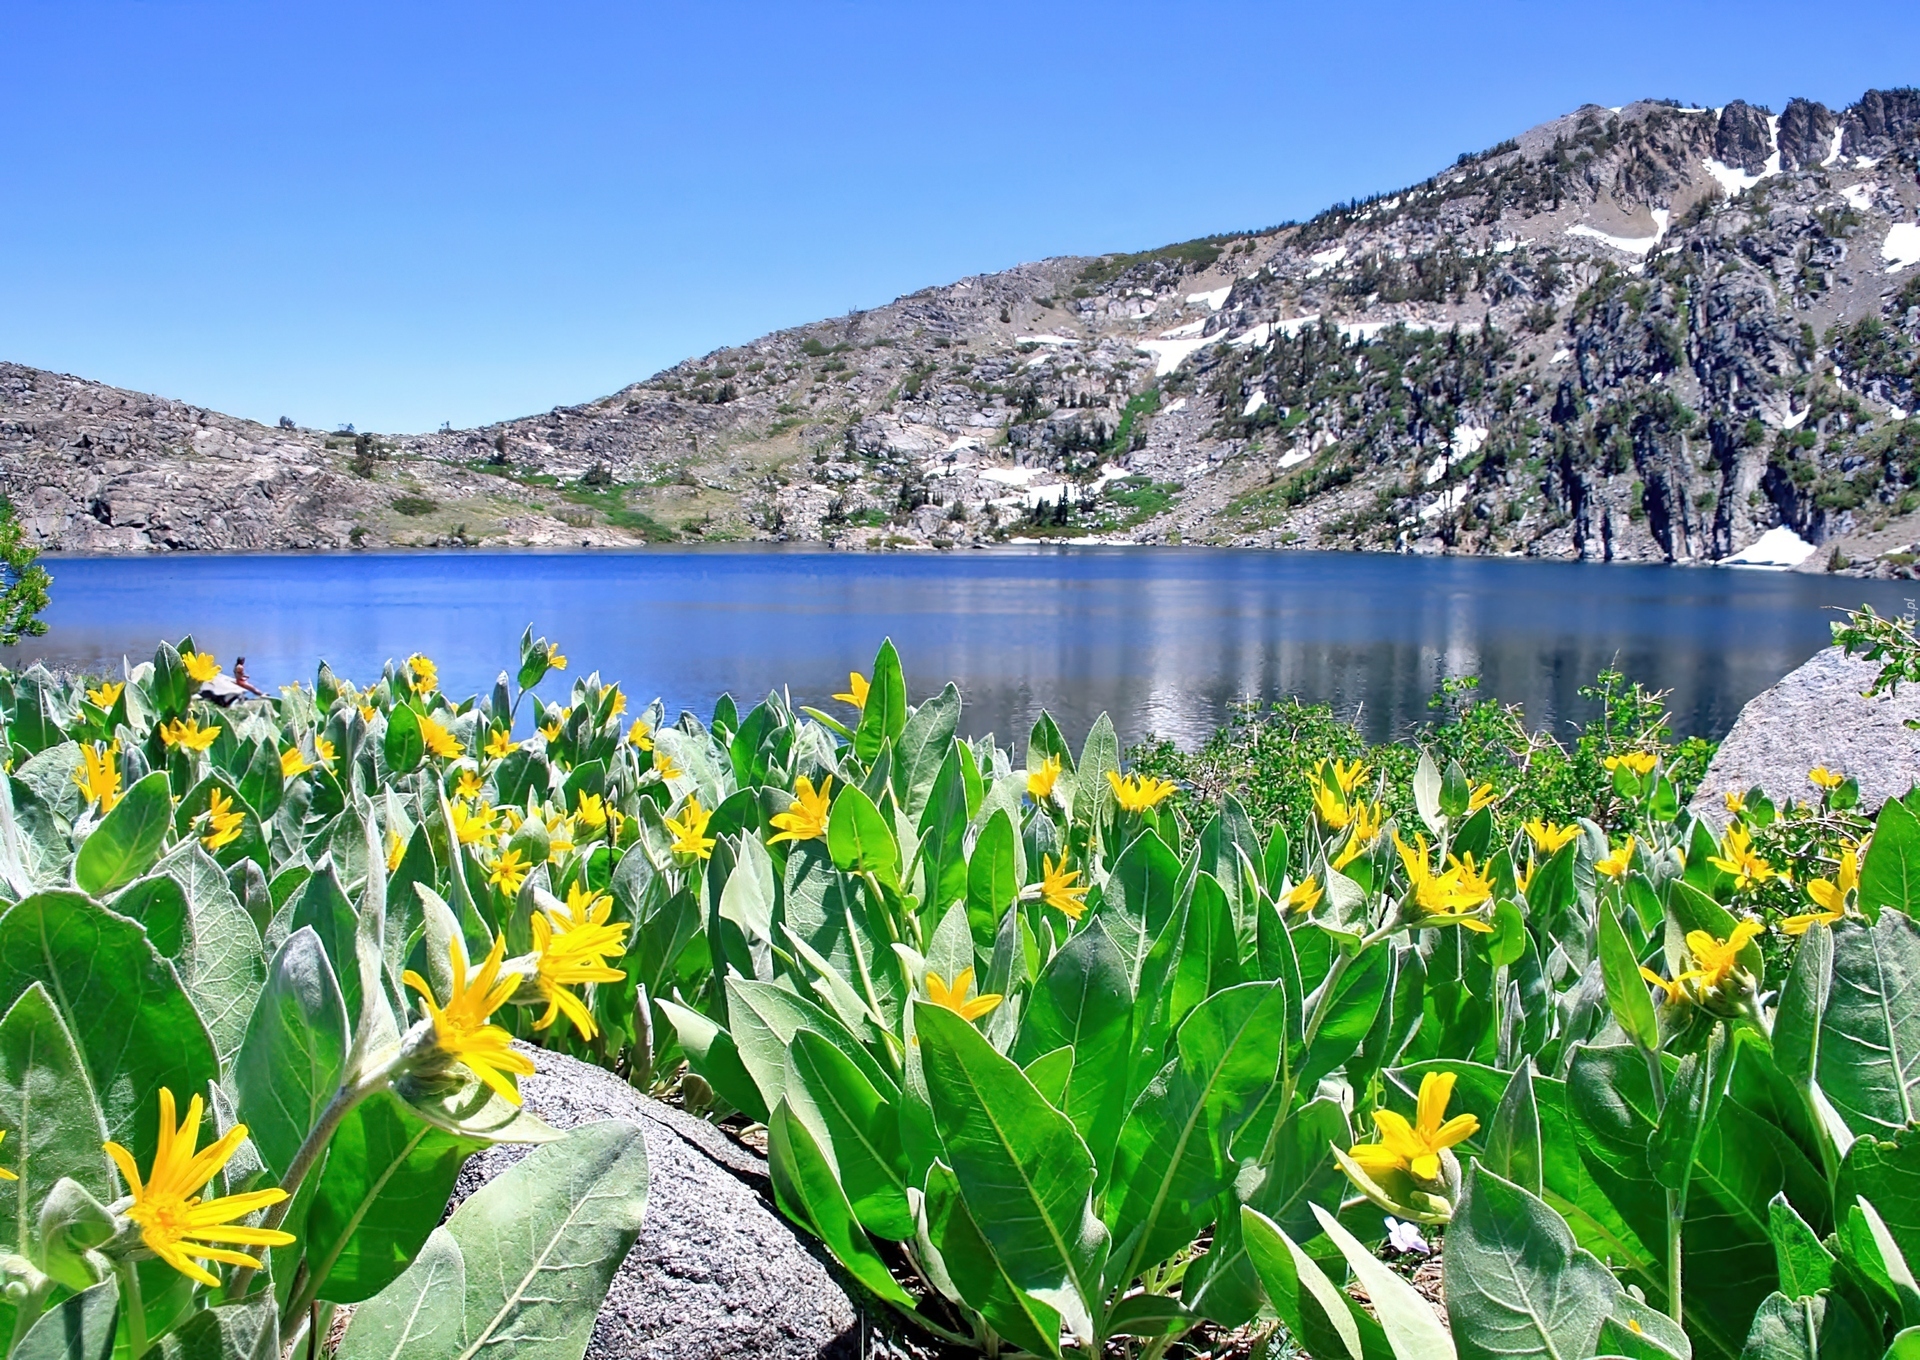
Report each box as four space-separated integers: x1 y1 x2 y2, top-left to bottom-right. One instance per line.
6 88 1919 569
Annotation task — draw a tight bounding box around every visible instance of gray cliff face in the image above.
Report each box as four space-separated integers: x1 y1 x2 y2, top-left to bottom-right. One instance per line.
5 89 1920 567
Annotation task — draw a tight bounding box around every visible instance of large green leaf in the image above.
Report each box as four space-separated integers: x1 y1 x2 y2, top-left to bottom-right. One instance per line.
1314 1202 1456 1359
892 682 960 820
853 640 908 763
766 1099 914 1308
11 1277 116 1360
382 705 423 776
826 784 900 890
1862 797 1920 920
1768 1194 1835 1299
234 927 348 1182
724 977 895 1116
1298 944 1389 1089
915 1001 1107 1341
1239 1206 1390 1360
1013 921 1133 1169
338 1119 648 1360
965 809 1019 950
1444 1164 1619 1360
0 892 218 1152
151 843 267 1069
155 1296 277 1360
1091 828 1182 991
923 1161 1062 1358
917 745 971 916
1819 911 1920 1136
73 771 171 896
1736 1291 1877 1358
782 1028 910 1241
0 984 111 1260
1837 1126 1920 1273
306 1091 488 1304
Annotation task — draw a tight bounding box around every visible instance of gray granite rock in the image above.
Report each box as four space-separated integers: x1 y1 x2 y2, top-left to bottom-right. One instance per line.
1689 645 1920 826
451 1044 859 1360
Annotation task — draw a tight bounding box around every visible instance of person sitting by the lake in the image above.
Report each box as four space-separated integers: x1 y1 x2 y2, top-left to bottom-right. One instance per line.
197 655 266 706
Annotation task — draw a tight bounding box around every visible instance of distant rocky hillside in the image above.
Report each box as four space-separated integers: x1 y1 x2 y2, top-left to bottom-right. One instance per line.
6 88 1920 571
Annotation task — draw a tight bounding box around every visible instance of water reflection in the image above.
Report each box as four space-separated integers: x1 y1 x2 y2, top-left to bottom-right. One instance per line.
4 547 1911 749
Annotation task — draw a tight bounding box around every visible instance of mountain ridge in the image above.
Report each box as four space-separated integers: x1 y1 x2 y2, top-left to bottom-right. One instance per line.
6 87 1919 572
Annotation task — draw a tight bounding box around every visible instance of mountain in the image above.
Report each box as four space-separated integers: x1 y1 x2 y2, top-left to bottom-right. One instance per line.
6 89 1919 570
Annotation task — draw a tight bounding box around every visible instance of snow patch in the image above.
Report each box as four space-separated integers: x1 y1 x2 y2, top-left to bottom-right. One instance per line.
1276 448 1311 469
1228 323 1272 348
1567 208 1669 258
1842 183 1874 212
1418 486 1469 522
1242 391 1268 418
1703 157 1767 195
1492 237 1525 253
1016 334 1075 347
1164 397 1188 413
1187 287 1231 311
1423 425 1489 484
1724 525 1817 569
1158 320 1206 339
976 466 1040 487
1821 126 1845 168
1883 223 1920 273
1550 348 1573 365
1855 156 1881 170
1306 245 1348 278
1183 460 1211 476
1275 315 1323 338
1136 335 1215 377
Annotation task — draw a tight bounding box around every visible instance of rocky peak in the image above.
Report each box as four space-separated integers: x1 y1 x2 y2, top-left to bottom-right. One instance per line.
1714 100 1776 175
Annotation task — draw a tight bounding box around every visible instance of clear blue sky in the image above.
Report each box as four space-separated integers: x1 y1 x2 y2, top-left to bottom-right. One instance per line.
3 1 1915 434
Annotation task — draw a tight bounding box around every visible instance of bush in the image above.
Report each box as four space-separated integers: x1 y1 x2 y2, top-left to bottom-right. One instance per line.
390 494 437 516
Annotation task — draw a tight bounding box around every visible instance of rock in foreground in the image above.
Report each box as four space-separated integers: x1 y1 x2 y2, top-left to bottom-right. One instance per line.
450 1044 859 1360
1690 645 1920 824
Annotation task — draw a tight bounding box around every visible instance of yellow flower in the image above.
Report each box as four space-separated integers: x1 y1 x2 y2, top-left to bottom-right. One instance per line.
1284 876 1324 915
1311 779 1357 830
1809 767 1845 791
1516 857 1537 894
0 1129 14 1181
1392 832 1495 931
834 672 870 709
1783 844 1859 935
539 722 562 744
280 746 314 779
628 720 653 751
1596 836 1636 880
665 794 716 861
160 717 220 752
575 791 608 830
1325 758 1370 798
1724 790 1747 815
385 828 406 873
1525 819 1581 856
315 736 336 768
488 848 530 897
182 652 221 684
1037 854 1089 920
1685 920 1764 993
529 884 629 1040
769 776 834 845
484 729 520 760
546 646 568 671
1639 965 1698 1006
200 788 245 852
1605 751 1658 777
455 768 484 801
1108 770 1177 814
102 1089 294 1287
1027 753 1062 802
607 688 627 718
450 801 496 846
73 742 122 814
546 816 575 856
402 935 535 1104
406 653 438 694
358 703 377 724
925 967 1001 1022
1707 823 1774 891
1346 1071 1479 1185
653 752 684 781
86 680 125 709
418 713 462 760
1467 782 1497 814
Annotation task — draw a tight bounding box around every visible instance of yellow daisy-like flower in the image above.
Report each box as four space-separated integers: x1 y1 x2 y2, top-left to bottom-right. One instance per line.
1311 779 1358 830
454 768 484 801
1392 832 1495 931
769 775 834 845
1525 819 1581 856
102 1089 295 1288
484 729 520 760
1595 836 1636 880
1515 857 1537 895
315 735 336 768
546 646 568 671
546 816 575 857
1346 1071 1479 1185
1329 801 1386 873
1783 844 1859 935
0 1129 14 1180
607 688 627 718
1685 921 1764 993
1809 767 1845 791
1467 782 1497 814
539 722 563 744
487 848 531 897
574 791 608 830
925 967 1001 1022
528 884 629 1040
450 800 496 846
1724 790 1747 815
653 752 684 781
358 703 377 724
200 788 245 852
1639 965 1698 1006
1027 753 1062 802
1108 770 1176 814
85 680 125 710
280 746 314 779
833 672 870 709
628 720 653 751
385 828 407 873
1707 823 1774 891
1036 853 1088 920
160 717 221 752
405 653 438 694
1283 875 1323 915
418 713 462 761
665 794 716 861
1605 751 1658 777
73 741 123 814
402 935 535 1104
1324 758 1370 798
182 652 222 684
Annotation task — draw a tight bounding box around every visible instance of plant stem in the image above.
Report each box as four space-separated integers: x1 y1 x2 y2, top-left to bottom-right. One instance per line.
118 1258 148 1358
4 1279 50 1360
1666 1190 1685 1327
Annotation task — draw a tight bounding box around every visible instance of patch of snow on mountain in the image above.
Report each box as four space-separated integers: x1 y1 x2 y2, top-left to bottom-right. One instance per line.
1723 525 1817 569
1164 398 1188 413
1550 348 1572 365
1822 126 1845 168
1567 209 1669 258
1275 315 1323 338
1842 183 1874 211
1136 335 1215 377
1242 391 1268 418
1229 323 1272 348
977 466 1040 487
1883 223 1920 273
1187 287 1231 311
1158 320 1206 339
1277 448 1311 469
1016 334 1074 346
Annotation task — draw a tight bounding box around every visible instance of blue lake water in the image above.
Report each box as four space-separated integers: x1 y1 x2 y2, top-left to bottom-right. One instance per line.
3 547 1913 749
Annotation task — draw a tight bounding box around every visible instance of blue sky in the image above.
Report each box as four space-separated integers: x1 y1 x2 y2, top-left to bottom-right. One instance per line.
3 2 1916 434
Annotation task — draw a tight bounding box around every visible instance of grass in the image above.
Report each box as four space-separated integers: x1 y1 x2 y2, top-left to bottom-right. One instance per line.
391 494 437 517
559 485 679 541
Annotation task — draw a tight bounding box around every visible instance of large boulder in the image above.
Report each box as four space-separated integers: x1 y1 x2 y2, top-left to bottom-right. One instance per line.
1689 645 1920 826
451 1044 860 1360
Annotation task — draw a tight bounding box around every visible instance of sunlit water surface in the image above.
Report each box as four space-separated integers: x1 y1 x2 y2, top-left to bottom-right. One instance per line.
6 547 1913 748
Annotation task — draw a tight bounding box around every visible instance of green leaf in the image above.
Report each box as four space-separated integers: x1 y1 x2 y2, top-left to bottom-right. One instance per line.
724 977 895 1116
965 809 1019 950
766 1099 914 1308
1837 1127 1920 1274
338 1119 648 1360
1444 1164 1619 1360
1820 911 1920 1136
827 784 900 890
1863 798 1920 920
382 705 423 775
1239 1206 1389 1360
306 1091 487 1304
234 927 348 1183
1774 922 1833 1088
11 1277 116 1360
1736 1291 1877 1359
1414 751 1444 834
892 682 960 820
1314 1202 1457 1359
0 984 111 1261
1014 921 1133 1169
923 1161 1063 1358
1768 1193 1835 1299
917 745 971 915
853 639 908 763
1598 898 1659 1052
155 1296 277 1360
653 997 766 1123
72 771 171 896
149 843 267 1072
1299 944 1389 1089
782 1029 910 1241
0 891 218 1152
1486 1061 1543 1198
1076 714 1120 836
915 1000 1107 1342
